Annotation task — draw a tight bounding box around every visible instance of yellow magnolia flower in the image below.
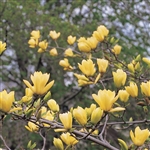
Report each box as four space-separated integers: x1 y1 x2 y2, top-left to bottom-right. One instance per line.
0 41 6 55
74 73 93 86
53 138 64 150
92 30 104 42
78 79 93 86
42 110 54 127
40 106 48 117
35 106 47 120
29 30 40 47
78 59 96 77
30 30 40 39
74 73 100 86
60 132 78 146
140 81 150 97
128 63 135 73
74 73 89 81
97 58 109 73
25 121 39 132
49 48 58 56
86 37 98 50
59 58 73 70
21 88 33 103
112 45 122 55
91 107 103 124
9 107 22 113
0 90 15 113
92 25 109 42
85 104 97 119
38 107 54 127
77 37 91 52
118 90 129 102
28 38 37 48
23 71 54 95
142 57 150 65
97 25 109 37
134 62 140 71
130 126 149 146
59 111 72 130
49 30 60 40
38 40 48 53
73 106 87 126
67 35 76 45
125 82 138 97
112 69 127 88
64 48 74 57
92 89 125 112
47 99 59 112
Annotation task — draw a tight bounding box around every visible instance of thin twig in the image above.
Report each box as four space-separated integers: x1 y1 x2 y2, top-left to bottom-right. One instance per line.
0 135 11 150
99 114 109 141
39 129 46 150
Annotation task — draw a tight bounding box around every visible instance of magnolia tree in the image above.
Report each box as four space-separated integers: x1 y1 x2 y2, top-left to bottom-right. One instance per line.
0 25 150 150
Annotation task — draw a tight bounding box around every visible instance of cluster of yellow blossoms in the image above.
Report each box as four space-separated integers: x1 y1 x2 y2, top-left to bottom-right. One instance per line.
1 24 150 150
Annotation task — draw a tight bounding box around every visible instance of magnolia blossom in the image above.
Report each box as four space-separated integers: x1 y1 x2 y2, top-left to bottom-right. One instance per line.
47 99 59 112
60 132 78 146
112 45 122 55
59 58 73 70
0 90 15 113
28 38 37 48
125 82 138 97
92 89 125 112
28 30 40 47
140 81 150 97
30 30 40 39
21 88 33 103
97 25 109 36
38 40 48 53
77 37 91 52
73 106 87 126
23 71 54 95
78 59 96 77
49 48 58 56
130 126 149 146
97 58 109 73
128 63 135 73
53 138 64 150
74 73 93 86
49 30 60 40
112 69 127 88
86 37 98 49
142 57 150 65
67 35 76 45
118 90 129 102
25 122 39 132
85 104 96 119
34 106 54 127
64 48 74 57
92 25 109 42
91 107 103 124
59 112 72 130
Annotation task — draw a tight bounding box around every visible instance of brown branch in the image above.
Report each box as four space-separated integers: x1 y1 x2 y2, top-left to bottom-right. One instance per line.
30 117 119 150
39 129 46 150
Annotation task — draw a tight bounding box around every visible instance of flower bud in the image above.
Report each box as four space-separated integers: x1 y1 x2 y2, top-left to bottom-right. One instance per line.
47 99 59 112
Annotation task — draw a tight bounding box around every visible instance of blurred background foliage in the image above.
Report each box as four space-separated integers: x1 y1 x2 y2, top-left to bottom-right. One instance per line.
0 0 150 149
